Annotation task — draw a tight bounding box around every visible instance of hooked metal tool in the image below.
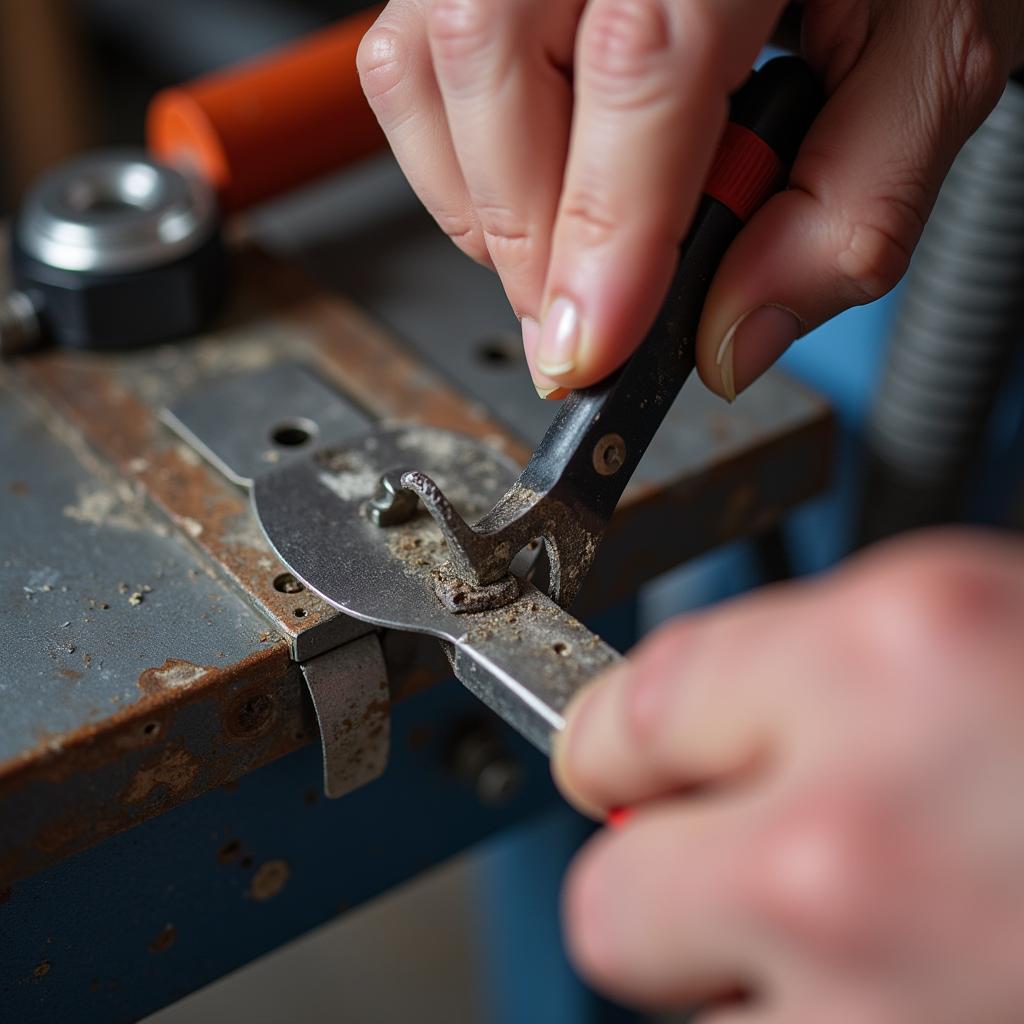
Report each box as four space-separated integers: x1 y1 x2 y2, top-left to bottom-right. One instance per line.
255 57 823 754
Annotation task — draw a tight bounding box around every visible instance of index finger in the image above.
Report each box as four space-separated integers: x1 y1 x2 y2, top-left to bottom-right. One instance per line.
533 0 788 386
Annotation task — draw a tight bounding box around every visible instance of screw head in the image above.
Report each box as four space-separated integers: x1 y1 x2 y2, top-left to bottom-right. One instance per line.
592 433 626 476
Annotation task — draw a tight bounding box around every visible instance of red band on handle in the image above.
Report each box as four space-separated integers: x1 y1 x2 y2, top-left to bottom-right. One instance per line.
705 123 786 223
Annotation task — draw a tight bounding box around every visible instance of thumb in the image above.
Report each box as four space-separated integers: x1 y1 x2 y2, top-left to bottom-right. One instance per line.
695 8 1009 400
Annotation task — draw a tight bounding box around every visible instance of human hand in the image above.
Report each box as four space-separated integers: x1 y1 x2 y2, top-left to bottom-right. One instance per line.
553 530 1024 1020
358 1 1024 400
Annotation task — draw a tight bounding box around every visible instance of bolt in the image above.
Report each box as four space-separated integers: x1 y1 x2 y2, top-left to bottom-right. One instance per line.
592 433 626 476
449 723 524 807
366 470 420 526
0 291 41 358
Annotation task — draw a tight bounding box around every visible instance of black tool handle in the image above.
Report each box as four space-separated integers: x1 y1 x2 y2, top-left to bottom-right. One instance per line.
517 57 823 522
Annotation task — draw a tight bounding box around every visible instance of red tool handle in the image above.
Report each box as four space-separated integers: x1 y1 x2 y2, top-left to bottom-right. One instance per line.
146 6 386 213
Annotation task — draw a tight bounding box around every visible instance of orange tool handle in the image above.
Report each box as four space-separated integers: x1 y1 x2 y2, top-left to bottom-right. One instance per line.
147 5 386 213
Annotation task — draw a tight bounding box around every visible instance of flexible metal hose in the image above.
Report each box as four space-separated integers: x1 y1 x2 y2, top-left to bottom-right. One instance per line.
860 77 1024 541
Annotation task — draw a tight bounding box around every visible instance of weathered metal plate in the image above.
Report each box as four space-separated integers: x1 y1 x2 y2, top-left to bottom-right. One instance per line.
0 376 310 885
300 633 390 799
162 361 374 487
255 427 621 752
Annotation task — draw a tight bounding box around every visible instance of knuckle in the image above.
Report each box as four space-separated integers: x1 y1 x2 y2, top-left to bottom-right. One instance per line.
942 4 1007 116
475 204 533 250
436 213 490 265
581 0 675 86
427 0 494 60
852 533 1017 680
559 187 621 248
835 207 919 304
742 793 887 955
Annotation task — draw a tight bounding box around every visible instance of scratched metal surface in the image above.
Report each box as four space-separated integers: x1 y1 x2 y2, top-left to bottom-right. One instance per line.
0 377 272 759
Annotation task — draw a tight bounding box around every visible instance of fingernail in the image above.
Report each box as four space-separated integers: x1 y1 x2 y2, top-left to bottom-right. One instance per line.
716 305 803 402
523 316 571 400
537 297 582 377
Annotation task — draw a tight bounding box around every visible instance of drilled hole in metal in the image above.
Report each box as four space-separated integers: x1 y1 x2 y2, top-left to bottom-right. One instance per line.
476 333 522 367
553 641 572 657
273 572 304 594
270 418 318 448
293 607 307 619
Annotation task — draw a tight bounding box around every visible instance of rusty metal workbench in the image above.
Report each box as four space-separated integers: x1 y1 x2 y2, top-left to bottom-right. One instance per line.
0 157 833 1022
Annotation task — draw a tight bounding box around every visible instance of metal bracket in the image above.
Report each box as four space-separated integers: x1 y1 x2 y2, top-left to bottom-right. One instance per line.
300 633 390 799
162 361 373 487
161 361 390 796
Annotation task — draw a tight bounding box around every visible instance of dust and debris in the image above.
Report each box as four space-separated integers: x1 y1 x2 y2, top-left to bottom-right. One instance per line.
177 516 204 538
386 515 448 575
62 481 147 532
316 446 380 502
24 567 60 594
128 592 144 606
247 859 290 901
432 561 519 614
395 428 463 465
174 443 202 467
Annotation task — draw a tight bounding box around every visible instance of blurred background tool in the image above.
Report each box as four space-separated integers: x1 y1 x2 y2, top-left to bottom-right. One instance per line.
2 5 385 354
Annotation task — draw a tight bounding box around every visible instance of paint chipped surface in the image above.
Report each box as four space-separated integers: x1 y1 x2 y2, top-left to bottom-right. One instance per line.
247 859 290 901
121 746 199 803
138 659 210 694
62 481 148 532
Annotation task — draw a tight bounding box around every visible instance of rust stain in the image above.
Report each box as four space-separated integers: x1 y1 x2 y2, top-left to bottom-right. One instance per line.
148 924 177 954
247 859 290 902
57 668 82 682
0 643 291 787
8 480 29 496
15 349 337 646
33 961 50 979
0 641 309 889
121 745 199 804
223 688 276 739
217 838 242 864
